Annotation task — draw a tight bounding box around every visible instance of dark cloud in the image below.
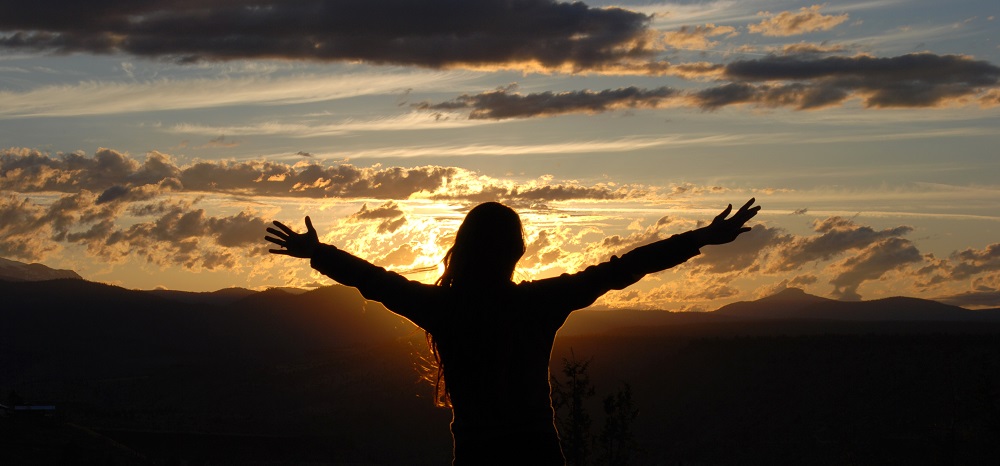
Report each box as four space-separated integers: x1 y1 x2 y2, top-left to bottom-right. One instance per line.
95 183 165 204
0 0 657 71
521 229 564 269
207 211 272 248
767 216 913 272
693 225 787 274
909 244 1000 291
3 148 649 204
349 201 404 221
715 53 1000 109
416 85 678 120
756 274 819 297
0 187 271 269
198 135 240 149
692 81 851 110
415 53 999 119
349 201 408 234
2 148 457 200
429 182 638 203
937 289 1000 309
0 194 56 260
829 237 922 301
950 243 1000 279
777 42 848 56
377 217 407 234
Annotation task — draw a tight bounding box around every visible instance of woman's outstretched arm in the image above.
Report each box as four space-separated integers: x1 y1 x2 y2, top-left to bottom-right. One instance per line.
524 199 760 313
621 198 760 275
265 217 439 329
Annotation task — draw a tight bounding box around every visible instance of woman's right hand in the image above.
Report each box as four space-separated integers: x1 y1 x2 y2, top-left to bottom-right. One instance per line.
265 216 320 258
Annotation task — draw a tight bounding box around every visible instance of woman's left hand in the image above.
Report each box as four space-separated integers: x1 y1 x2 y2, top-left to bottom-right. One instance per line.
694 198 760 246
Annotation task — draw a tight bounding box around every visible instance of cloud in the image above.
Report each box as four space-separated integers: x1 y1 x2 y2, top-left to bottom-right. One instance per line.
749 5 849 37
206 211 272 248
349 201 405 221
766 216 913 272
0 71 464 119
414 53 1000 118
349 201 408 234
0 193 59 260
0 187 271 270
599 274 741 309
713 53 1000 109
2 147 662 204
378 243 422 268
692 224 787 274
909 243 1000 295
949 243 1000 279
756 275 820 298
377 217 407 235
0 0 661 73
937 290 1000 309
415 85 679 120
936 273 1000 308
982 89 1000 107
777 42 849 55
2 147 456 200
662 24 738 50
197 135 240 149
828 237 922 300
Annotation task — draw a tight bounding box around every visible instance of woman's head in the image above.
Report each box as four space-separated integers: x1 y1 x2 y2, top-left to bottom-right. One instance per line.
438 202 525 287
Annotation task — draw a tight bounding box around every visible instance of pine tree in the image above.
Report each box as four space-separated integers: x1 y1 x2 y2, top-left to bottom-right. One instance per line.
599 382 640 466
552 352 595 466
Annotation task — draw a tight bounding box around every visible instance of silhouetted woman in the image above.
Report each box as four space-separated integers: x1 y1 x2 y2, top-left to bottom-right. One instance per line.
265 199 759 465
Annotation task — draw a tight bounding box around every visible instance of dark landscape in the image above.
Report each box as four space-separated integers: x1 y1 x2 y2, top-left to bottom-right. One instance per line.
2 261 999 465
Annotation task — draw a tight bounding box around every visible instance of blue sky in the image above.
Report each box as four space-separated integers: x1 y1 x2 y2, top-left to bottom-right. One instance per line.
1 0 998 310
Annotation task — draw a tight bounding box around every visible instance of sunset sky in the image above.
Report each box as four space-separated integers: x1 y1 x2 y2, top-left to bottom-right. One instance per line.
2 0 998 311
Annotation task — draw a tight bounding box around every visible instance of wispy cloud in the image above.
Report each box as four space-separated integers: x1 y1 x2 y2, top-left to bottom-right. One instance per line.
339 135 744 158
169 112 496 138
0 71 470 118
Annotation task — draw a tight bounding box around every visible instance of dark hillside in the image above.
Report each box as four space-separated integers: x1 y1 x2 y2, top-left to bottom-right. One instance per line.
3 280 1000 464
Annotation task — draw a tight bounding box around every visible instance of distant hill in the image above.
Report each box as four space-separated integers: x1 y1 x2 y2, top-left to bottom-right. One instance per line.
0 257 82 282
147 287 259 306
5 275 1000 465
713 287 1000 322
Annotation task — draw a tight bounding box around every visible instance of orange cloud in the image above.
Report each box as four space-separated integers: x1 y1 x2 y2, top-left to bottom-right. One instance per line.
662 24 738 50
749 5 849 37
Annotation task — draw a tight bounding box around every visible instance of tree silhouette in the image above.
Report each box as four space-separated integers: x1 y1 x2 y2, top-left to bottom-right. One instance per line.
599 382 640 466
552 352 595 466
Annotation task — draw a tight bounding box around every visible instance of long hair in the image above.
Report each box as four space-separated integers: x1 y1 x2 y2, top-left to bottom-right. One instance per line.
427 202 526 407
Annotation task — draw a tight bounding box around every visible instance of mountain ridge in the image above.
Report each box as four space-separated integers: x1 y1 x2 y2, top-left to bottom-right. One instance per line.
713 287 999 322
1 255 997 324
0 257 83 282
